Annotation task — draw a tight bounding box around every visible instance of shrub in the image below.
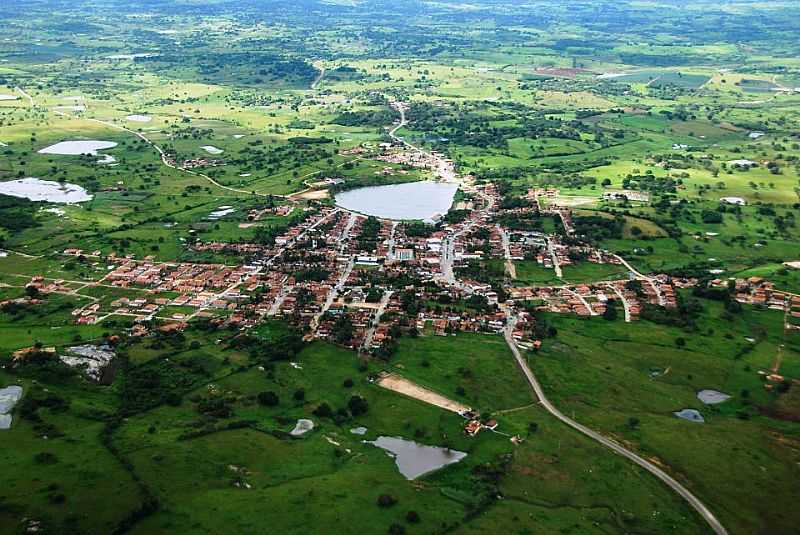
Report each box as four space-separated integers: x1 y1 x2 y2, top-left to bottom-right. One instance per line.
257 391 279 407
377 494 397 508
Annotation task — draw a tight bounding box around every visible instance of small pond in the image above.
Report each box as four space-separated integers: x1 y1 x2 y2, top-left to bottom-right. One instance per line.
697 390 731 405
366 436 467 480
126 114 152 122
290 419 314 436
334 181 458 221
674 409 705 423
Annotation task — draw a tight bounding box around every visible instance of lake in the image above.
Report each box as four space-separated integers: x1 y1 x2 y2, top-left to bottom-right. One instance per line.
334 181 458 221
366 436 467 479
0 178 92 203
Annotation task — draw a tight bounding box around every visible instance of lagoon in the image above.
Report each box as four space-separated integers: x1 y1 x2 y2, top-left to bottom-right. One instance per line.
334 181 457 221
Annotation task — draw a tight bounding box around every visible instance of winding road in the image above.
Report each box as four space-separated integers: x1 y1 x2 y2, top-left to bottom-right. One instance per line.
502 309 729 535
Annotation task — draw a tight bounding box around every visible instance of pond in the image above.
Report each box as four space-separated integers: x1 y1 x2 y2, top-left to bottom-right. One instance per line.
697 390 731 405
290 419 314 436
0 385 23 430
674 409 705 423
38 140 118 156
126 114 152 122
366 436 467 480
0 178 92 203
334 181 458 221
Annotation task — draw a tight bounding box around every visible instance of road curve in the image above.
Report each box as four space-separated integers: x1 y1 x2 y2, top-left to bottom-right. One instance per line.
502 311 729 535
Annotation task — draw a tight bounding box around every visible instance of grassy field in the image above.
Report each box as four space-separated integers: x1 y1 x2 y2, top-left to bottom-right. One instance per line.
531 297 800 535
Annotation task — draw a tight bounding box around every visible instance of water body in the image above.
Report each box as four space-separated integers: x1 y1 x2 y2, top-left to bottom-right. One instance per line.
38 140 117 156
0 178 92 203
335 181 458 221
126 114 152 122
674 409 705 423
201 145 223 155
0 385 23 430
290 419 314 436
366 436 467 480
107 53 158 60
697 390 731 405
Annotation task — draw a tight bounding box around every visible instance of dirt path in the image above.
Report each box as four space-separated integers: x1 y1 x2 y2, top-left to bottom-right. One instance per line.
377 373 470 414
310 62 326 89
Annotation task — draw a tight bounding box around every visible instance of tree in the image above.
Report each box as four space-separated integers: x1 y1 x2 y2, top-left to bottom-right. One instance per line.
675 337 686 348
603 301 618 321
348 395 369 416
332 314 354 345
293 388 306 401
406 511 420 524
626 417 640 430
257 391 279 407
313 402 333 418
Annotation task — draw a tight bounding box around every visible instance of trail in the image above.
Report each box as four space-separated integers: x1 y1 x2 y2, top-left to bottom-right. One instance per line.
501 308 729 535
310 62 326 89
86 118 260 197
15 86 34 106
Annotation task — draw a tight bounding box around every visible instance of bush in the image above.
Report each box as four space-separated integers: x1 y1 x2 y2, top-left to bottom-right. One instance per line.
377 494 397 508
406 511 420 524
34 452 58 465
257 391 279 407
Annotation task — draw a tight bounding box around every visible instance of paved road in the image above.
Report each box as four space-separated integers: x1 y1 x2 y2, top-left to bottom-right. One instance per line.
501 309 729 535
